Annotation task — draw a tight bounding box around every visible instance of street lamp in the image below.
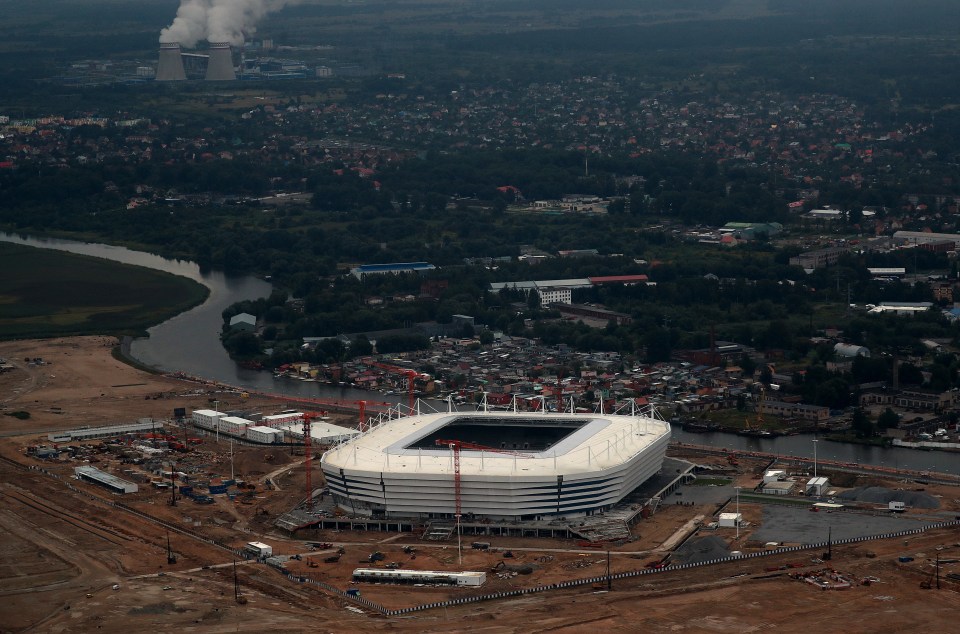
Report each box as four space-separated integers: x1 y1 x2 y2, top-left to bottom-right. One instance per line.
735 486 741 540
812 438 819 481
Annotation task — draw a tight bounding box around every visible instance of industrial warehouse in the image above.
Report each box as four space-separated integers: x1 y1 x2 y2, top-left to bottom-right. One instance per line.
319 406 671 521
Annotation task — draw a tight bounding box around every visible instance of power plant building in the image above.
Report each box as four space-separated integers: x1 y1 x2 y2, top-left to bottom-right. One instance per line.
156 42 187 81
321 410 670 521
205 42 236 81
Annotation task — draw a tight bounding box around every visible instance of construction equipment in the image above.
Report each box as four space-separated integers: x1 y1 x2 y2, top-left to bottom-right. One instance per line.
256 394 391 430
921 555 941 589
745 385 765 433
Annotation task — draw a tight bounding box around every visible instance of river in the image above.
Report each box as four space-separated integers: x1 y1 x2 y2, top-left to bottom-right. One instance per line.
671 428 958 476
0 232 386 404
3 232 960 473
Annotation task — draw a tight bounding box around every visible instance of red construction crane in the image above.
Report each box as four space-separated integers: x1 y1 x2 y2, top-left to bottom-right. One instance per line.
258 394 391 429
439 440 462 519
365 359 428 412
434 440 533 518
302 412 323 511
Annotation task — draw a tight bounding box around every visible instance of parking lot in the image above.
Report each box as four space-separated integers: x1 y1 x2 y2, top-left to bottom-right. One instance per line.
750 505 939 544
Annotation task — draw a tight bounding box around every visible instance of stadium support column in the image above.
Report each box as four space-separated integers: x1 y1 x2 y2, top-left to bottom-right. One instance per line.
556 475 563 515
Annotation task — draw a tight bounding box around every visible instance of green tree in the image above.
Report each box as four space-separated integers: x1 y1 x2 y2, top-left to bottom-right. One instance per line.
877 408 900 431
851 407 875 438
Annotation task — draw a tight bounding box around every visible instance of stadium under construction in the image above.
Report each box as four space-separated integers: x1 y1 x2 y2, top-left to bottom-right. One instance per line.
321 406 670 520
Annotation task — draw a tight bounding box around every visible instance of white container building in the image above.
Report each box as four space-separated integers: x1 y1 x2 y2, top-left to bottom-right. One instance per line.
245 541 273 558
718 512 741 528
352 568 486 587
192 409 225 430
763 469 786 484
262 412 303 427
806 476 830 497
285 421 359 445
246 425 282 444
762 480 794 496
218 416 253 436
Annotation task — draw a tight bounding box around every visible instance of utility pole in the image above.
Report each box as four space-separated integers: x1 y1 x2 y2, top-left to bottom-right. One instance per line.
166 531 177 564
606 549 612 591
169 462 176 506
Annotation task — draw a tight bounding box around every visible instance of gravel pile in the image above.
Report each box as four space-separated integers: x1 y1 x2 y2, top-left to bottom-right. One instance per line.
672 534 731 564
837 486 939 509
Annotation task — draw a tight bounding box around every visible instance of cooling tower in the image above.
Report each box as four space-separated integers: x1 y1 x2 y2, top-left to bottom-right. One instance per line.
156 42 187 81
205 42 236 81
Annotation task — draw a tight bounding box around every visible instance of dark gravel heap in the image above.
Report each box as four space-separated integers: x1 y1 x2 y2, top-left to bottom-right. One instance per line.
837 486 939 509
671 534 732 564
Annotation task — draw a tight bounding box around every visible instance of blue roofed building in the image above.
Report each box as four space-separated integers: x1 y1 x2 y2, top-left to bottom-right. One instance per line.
351 262 436 279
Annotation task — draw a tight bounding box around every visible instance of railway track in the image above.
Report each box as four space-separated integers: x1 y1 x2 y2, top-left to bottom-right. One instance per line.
0 452 238 558
1 488 130 547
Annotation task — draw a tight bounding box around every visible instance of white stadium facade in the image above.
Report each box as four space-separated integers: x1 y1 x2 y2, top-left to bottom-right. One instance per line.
320 409 670 521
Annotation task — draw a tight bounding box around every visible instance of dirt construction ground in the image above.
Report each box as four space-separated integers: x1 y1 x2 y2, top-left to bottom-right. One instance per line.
2 337 960 633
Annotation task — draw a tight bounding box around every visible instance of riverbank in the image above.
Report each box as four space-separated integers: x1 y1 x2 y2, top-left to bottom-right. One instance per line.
0 336 290 435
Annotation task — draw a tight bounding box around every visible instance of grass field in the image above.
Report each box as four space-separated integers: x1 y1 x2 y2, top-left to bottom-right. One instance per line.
0 242 208 339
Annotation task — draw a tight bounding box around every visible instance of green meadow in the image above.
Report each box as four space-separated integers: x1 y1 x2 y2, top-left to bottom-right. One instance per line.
0 242 208 339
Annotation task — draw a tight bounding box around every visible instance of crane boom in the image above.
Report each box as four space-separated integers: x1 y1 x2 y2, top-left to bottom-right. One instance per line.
365 359 428 412
434 439 535 518
436 440 462 518
302 412 317 511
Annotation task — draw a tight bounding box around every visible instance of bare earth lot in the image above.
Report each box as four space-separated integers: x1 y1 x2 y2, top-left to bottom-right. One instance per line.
2 337 960 633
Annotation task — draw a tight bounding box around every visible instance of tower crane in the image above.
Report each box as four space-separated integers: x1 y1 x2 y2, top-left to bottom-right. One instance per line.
433 439 533 518
301 411 324 511
745 385 766 433
433 438 533 563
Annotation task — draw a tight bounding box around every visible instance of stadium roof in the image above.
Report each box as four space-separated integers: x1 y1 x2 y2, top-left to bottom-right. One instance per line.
322 411 668 477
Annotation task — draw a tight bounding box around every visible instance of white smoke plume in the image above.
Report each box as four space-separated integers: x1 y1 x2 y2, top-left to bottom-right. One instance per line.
160 0 295 48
